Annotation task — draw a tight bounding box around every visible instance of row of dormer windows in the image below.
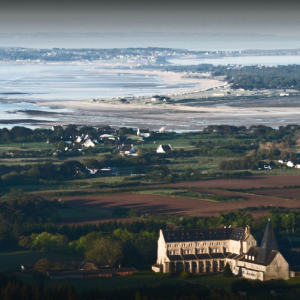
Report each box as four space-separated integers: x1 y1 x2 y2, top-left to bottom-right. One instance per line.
167 241 229 248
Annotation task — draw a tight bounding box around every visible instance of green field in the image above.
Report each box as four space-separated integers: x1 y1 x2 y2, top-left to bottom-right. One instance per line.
0 142 55 152
134 188 245 202
0 251 82 273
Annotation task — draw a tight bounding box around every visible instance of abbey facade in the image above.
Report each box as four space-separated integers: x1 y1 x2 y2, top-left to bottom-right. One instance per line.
152 221 289 281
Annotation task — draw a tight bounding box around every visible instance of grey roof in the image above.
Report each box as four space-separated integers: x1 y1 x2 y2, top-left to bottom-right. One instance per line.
168 252 232 261
227 253 240 259
196 254 211 259
161 145 172 151
182 254 198 260
210 253 225 259
162 228 245 243
139 129 149 133
289 159 300 165
240 247 279 266
256 220 279 264
168 255 183 261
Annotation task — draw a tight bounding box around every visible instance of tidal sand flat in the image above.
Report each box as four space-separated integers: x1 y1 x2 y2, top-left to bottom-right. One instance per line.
39 98 300 130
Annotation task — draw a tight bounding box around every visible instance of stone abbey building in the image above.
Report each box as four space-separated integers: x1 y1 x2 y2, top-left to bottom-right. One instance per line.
152 220 289 281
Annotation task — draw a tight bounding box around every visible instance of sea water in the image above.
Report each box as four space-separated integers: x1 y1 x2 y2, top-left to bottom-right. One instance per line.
0 65 195 101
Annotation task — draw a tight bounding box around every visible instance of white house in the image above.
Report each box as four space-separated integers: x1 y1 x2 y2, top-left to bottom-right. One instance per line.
158 126 167 133
83 139 95 148
76 136 82 143
278 156 289 164
137 128 150 138
119 144 137 156
287 159 300 168
52 125 63 131
157 144 172 153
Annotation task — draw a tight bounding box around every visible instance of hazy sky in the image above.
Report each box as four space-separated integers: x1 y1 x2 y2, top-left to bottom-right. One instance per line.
1 0 299 35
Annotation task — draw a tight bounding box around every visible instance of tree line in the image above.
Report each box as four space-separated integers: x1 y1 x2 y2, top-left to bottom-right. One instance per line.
0 274 252 300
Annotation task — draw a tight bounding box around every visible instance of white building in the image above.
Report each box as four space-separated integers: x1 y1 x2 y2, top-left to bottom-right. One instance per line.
287 159 300 168
137 128 150 138
152 221 289 281
156 144 172 153
83 139 95 148
119 144 137 156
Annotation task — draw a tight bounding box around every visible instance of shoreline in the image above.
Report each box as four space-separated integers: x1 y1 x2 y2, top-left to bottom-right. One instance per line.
86 68 225 97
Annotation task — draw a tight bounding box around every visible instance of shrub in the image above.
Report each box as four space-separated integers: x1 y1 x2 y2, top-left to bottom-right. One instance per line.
180 271 191 278
223 263 233 277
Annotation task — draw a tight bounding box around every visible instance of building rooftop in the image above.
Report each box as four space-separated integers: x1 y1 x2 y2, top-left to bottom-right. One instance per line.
162 227 245 243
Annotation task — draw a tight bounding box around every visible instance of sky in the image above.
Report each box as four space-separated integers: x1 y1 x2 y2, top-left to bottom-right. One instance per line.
1 0 300 36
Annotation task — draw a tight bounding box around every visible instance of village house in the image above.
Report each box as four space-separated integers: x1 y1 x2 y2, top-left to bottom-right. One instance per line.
60 137 72 144
152 220 289 281
156 144 172 153
83 139 95 148
99 167 119 176
100 134 119 141
278 156 289 164
51 125 63 131
76 136 83 143
286 159 300 168
119 144 137 156
158 126 167 133
137 128 150 138
65 143 83 152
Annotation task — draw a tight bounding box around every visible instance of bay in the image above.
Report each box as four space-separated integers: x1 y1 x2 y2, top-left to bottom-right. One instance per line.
0 65 195 101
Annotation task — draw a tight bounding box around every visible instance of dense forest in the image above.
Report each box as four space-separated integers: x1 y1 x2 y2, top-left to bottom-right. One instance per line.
165 64 300 91
216 65 300 91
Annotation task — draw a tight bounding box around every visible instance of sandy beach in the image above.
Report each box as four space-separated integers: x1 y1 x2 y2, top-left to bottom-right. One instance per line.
87 68 225 96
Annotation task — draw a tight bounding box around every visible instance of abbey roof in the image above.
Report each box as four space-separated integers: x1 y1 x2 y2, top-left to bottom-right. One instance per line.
162 228 245 243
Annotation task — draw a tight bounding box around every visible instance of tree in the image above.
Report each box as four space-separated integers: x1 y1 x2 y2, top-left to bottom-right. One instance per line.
57 141 68 151
223 263 232 277
59 161 85 178
31 232 68 252
85 238 122 267
19 236 33 249
83 158 100 169
282 214 292 233
33 258 53 273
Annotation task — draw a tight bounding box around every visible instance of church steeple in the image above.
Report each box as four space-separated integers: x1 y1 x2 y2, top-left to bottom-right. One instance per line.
256 219 279 263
